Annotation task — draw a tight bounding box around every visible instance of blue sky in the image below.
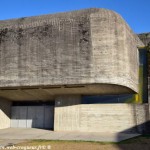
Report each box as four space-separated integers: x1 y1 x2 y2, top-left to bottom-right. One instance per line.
0 0 149 33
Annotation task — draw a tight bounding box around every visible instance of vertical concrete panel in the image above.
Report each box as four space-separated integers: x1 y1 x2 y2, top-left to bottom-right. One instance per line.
44 106 54 129
11 106 20 127
35 106 44 128
54 95 81 131
134 104 150 134
0 99 12 129
55 106 80 131
147 52 150 104
26 106 35 128
18 106 27 128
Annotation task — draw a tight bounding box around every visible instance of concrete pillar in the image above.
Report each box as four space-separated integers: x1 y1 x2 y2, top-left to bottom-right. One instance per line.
134 104 150 134
54 95 81 131
148 52 150 104
0 99 12 129
145 105 150 134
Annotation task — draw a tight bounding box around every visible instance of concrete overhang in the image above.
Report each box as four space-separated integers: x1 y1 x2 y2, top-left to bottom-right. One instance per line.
0 84 135 101
0 8 144 99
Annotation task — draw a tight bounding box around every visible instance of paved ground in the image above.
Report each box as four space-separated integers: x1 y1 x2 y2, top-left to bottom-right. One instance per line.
0 128 140 146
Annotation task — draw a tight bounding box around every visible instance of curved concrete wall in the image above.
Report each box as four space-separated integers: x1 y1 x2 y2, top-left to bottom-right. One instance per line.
90 10 143 92
0 8 143 93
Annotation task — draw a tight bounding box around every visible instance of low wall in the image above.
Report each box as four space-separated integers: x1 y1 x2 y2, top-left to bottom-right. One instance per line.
54 96 149 133
0 99 12 129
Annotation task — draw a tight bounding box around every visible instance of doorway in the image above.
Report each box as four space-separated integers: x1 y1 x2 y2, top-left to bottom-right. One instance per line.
11 105 54 129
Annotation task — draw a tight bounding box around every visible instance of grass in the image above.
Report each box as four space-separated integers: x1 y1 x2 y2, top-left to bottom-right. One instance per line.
3 135 150 150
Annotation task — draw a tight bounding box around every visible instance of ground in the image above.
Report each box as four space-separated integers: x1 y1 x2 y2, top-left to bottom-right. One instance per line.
1 135 150 150
0 128 140 142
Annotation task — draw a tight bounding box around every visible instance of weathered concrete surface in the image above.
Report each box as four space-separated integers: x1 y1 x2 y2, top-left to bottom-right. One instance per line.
0 99 11 129
0 8 144 101
55 100 149 133
0 84 134 101
138 33 150 106
0 128 140 142
55 95 81 131
138 33 150 96
138 32 150 46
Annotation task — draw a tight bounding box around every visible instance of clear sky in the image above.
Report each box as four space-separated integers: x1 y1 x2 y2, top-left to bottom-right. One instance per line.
0 0 149 33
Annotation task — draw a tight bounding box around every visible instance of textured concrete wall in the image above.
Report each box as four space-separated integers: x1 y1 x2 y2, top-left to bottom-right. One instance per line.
134 104 150 134
0 8 143 94
0 99 11 129
148 55 150 104
90 10 143 92
54 96 149 133
138 33 150 46
54 95 81 131
138 33 150 102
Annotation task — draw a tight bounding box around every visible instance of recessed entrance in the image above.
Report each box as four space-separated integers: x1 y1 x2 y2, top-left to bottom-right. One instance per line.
10 102 54 129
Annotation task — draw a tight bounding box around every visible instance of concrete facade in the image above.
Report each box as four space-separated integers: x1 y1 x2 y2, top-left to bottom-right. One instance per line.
0 9 149 134
0 8 143 100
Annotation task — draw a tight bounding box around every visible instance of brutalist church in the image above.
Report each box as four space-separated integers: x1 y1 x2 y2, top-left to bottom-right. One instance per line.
0 8 150 134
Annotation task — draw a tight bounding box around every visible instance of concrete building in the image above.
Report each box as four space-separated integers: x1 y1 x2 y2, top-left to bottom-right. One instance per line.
0 8 149 134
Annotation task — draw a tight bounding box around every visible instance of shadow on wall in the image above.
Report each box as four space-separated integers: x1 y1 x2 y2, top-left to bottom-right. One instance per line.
55 94 142 107
0 98 12 129
55 99 150 136
117 121 150 135
0 97 12 117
